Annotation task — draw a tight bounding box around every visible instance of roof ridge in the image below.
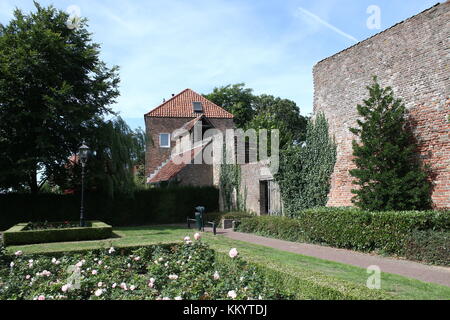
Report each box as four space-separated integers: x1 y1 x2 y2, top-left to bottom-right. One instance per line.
145 88 191 117
144 88 234 119
314 2 443 67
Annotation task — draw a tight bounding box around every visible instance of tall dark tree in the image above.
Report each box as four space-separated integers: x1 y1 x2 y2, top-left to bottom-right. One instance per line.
349 77 431 211
203 83 255 128
0 2 120 193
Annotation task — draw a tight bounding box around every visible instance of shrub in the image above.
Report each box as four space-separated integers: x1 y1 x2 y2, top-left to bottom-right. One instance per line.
349 77 432 210
3 221 112 246
402 230 450 266
251 261 391 300
0 186 219 230
206 212 253 226
276 113 336 214
237 216 307 243
236 208 450 265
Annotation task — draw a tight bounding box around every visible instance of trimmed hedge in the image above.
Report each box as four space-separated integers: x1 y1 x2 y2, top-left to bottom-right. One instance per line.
402 230 449 266
215 250 391 300
3 221 112 246
206 211 253 226
236 207 450 265
0 186 219 230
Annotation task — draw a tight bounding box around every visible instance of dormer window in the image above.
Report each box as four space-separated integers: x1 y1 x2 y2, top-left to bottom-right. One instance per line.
193 102 203 113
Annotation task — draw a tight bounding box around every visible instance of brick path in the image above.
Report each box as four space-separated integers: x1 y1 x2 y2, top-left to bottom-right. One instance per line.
210 228 450 287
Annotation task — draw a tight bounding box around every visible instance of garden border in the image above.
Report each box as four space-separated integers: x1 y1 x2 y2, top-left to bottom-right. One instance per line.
3 221 112 246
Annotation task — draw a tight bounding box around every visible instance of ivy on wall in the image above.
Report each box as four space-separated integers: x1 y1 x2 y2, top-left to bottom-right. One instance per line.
219 147 246 212
275 113 336 216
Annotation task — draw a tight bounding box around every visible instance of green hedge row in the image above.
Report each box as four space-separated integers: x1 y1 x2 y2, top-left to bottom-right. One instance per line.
0 187 219 230
3 221 112 246
236 207 450 265
251 261 391 300
206 211 254 226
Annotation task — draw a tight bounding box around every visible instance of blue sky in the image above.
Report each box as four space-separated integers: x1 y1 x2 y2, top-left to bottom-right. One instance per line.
0 0 440 130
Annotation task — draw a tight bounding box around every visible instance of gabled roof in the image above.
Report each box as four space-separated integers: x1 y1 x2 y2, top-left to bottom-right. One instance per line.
145 88 234 119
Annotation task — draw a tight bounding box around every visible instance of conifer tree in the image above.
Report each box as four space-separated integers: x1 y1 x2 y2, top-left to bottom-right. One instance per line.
349 77 431 211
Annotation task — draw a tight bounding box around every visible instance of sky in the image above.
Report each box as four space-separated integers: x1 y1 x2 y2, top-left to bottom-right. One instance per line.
0 0 441 130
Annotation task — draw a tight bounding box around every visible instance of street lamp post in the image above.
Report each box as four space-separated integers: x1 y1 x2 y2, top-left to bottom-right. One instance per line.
79 141 90 227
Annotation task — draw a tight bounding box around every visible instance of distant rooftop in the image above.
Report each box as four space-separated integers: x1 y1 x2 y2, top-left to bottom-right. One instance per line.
145 88 234 119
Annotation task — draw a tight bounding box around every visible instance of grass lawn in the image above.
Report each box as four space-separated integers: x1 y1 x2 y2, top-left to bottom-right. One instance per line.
5 225 450 300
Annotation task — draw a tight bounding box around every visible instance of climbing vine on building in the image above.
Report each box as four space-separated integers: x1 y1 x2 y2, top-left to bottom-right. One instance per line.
219 147 246 212
275 113 336 216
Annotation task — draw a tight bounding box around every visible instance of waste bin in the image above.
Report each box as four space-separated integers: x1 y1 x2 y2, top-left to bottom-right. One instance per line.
195 206 205 230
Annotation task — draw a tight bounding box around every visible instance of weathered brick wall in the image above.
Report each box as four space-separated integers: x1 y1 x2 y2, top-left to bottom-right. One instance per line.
145 117 192 176
313 2 450 209
145 116 234 185
176 164 214 187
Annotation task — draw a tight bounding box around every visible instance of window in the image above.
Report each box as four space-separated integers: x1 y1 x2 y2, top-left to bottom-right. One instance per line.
193 102 203 113
159 133 170 148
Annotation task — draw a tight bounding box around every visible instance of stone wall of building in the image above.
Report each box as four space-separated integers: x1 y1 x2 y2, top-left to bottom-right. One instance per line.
240 160 279 215
313 2 450 209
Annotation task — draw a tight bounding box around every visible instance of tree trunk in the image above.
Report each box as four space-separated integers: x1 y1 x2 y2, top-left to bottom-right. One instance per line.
29 168 38 194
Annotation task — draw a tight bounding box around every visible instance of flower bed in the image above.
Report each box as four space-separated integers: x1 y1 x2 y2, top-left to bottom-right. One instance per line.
2 221 112 246
0 235 288 300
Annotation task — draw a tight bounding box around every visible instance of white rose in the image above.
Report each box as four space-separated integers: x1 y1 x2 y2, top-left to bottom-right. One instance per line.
229 248 238 258
94 289 103 297
227 290 237 299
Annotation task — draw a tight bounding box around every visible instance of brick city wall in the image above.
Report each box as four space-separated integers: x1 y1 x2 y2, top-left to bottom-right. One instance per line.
313 2 450 209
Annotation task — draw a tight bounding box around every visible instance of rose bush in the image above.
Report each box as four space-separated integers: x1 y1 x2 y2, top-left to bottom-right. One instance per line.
0 236 286 300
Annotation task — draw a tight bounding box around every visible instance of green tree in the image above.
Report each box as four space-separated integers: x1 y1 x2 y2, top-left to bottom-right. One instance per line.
247 94 308 148
203 83 255 128
132 127 150 189
52 117 145 198
0 2 120 193
349 77 431 211
275 113 336 215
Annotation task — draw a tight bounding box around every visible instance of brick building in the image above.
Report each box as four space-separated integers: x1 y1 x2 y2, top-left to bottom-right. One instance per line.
313 2 449 209
145 89 234 186
144 88 283 215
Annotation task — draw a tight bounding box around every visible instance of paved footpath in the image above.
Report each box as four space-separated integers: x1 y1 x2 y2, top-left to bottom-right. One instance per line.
211 228 450 287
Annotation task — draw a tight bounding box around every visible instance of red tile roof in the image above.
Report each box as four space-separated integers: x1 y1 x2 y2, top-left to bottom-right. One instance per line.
147 143 208 184
145 89 234 119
